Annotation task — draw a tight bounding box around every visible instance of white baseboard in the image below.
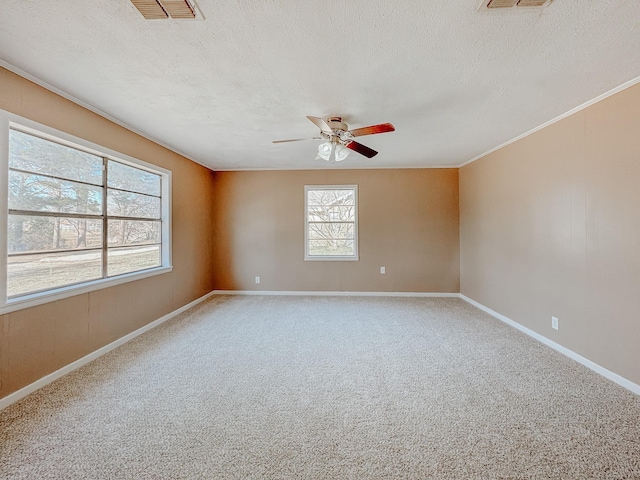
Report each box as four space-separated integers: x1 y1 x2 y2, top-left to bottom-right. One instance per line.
212 290 460 297
459 294 640 397
0 290 217 411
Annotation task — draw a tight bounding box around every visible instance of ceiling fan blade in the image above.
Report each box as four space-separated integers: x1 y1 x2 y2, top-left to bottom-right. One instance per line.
272 137 323 144
348 123 395 137
306 116 333 134
345 140 378 158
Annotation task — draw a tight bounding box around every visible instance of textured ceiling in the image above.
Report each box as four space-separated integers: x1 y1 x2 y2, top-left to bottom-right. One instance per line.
1 0 639 170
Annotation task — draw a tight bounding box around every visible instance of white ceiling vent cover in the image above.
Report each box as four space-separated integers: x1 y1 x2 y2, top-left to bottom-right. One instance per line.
481 0 554 9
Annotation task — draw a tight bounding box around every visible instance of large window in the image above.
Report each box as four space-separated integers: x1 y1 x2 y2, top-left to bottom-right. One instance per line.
305 185 358 261
1 112 171 311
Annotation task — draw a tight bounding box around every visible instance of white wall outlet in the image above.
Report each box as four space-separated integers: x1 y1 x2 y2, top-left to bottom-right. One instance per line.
552 316 559 330
380 266 386 274
255 276 260 284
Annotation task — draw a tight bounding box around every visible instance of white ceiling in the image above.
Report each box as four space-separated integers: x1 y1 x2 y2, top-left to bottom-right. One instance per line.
1 0 639 170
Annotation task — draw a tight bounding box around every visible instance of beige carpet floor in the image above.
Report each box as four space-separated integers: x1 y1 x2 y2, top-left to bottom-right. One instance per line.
1 295 639 479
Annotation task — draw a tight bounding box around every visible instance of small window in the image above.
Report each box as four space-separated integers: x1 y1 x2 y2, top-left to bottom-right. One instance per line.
305 185 358 261
1 111 172 312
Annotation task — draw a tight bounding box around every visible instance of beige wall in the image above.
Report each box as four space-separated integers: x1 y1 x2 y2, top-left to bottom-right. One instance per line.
460 82 640 385
212 169 460 293
0 68 217 399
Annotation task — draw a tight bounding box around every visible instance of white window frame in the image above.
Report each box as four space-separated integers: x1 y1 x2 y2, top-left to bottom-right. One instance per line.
304 184 359 261
0 110 172 314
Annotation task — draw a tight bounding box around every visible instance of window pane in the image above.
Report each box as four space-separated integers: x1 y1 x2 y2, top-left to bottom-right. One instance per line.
9 129 103 185
107 189 160 219
306 187 357 260
9 170 103 215
108 220 160 247
107 245 161 277
308 240 355 256
8 215 102 254
307 205 355 222
108 161 161 196
8 250 102 297
307 189 355 206
308 222 354 241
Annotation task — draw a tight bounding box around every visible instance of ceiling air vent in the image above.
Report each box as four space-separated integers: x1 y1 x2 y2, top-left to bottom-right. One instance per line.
482 0 554 9
131 0 168 19
487 0 518 7
517 0 552 5
131 0 200 19
161 0 195 18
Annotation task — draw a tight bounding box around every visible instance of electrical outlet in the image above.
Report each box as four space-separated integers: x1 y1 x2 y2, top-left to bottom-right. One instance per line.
380 266 385 274
255 276 260 284
552 316 559 330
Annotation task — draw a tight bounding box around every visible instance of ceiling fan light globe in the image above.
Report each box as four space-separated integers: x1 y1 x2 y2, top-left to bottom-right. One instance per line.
318 142 331 154
334 143 350 162
318 142 332 161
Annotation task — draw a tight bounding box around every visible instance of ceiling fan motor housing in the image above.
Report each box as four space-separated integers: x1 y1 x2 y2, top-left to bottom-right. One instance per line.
327 117 348 132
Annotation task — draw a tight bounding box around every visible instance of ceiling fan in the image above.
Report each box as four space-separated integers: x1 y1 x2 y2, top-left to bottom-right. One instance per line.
273 116 395 162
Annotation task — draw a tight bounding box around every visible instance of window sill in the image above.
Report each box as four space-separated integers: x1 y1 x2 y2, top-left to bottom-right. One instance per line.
304 256 359 261
1 265 173 314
